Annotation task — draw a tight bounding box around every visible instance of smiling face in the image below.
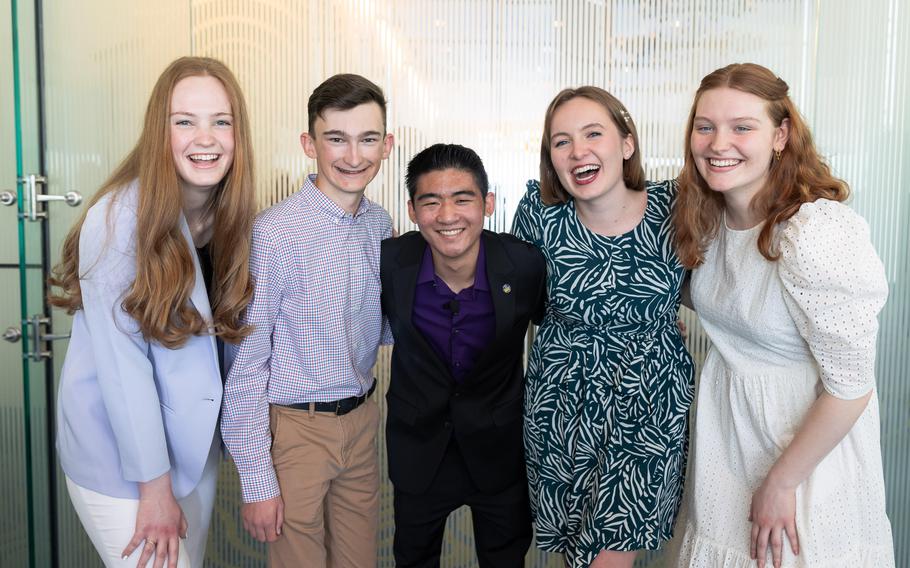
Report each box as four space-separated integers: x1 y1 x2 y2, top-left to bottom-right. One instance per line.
690 87 790 203
548 96 634 205
169 75 235 196
301 102 393 207
407 168 494 268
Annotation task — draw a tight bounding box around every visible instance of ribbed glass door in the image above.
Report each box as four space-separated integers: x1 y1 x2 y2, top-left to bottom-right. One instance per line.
2 0 59 566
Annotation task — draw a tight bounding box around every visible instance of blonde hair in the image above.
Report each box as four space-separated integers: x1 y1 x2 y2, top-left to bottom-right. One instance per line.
49 56 255 347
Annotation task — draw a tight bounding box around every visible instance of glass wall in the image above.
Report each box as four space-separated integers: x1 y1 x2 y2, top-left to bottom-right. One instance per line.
24 0 909 566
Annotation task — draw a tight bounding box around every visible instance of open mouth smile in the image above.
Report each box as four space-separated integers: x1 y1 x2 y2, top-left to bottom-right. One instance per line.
188 153 222 167
571 164 600 185
437 228 464 237
707 158 743 168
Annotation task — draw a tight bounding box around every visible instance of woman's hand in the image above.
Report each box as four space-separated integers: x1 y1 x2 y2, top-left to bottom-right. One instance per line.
749 475 799 568
121 472 187 568
746 391 871 568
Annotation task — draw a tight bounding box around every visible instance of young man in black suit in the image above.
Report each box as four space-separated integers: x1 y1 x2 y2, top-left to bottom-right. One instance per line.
380 143 547 567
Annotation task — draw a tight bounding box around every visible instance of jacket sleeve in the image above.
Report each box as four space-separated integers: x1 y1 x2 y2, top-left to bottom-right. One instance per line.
78 195 170 483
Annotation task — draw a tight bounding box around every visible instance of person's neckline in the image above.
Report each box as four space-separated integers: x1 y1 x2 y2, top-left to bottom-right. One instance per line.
572 189 649 240
722 211 762 234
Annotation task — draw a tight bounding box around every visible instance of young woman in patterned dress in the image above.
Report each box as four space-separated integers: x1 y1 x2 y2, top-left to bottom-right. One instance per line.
671 63 894 568
512 87 694 568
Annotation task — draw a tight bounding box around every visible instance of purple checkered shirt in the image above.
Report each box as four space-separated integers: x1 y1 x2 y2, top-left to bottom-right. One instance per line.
222 174 393 503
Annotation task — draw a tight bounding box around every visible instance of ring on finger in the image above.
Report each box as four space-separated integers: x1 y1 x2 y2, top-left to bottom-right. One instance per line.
146 539 157 546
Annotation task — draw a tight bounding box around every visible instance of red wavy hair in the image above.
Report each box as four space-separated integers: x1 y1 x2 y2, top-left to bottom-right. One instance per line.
48 56 255 347
672 63 848 268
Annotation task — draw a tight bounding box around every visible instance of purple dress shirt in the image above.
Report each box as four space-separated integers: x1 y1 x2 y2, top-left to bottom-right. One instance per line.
412 241 495 382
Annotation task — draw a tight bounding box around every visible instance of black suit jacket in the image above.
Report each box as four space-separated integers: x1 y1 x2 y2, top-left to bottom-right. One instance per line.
380 230 547 494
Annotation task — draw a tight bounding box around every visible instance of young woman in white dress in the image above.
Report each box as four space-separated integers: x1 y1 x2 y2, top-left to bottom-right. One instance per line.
670 63 895 568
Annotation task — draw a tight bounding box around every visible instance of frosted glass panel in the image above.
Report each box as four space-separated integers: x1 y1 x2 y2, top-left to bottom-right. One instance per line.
813 0 909 564
41 2 192 566
192 1 906 567
25 0 907 566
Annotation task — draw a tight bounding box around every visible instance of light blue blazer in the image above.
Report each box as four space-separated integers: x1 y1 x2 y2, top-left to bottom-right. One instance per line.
57 181 224 499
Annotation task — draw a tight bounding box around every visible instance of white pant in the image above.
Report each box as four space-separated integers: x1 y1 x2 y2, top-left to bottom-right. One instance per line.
66 440 219 568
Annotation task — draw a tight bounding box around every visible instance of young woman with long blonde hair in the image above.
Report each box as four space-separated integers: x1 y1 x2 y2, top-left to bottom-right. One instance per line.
50 56 255 567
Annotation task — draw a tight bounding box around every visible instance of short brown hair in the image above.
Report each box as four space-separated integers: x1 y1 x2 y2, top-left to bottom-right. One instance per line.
539 86 645 205
307 73 387 133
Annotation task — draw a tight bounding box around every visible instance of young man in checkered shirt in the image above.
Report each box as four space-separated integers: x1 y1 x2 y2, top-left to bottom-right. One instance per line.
222 74 394 567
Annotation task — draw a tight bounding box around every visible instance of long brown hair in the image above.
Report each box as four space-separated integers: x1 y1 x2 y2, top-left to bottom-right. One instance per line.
49 56 255 347
539 86 645 205
673 63 848 268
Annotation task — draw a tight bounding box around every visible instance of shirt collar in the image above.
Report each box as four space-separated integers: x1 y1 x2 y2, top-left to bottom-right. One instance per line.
416 237 489 292
300 173 370 222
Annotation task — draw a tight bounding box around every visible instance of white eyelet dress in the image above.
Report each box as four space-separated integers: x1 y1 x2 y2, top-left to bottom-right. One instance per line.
673 199 895 567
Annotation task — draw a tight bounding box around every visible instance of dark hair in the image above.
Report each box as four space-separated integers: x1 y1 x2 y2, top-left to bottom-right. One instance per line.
673 62 848 268
307 73 387 133
539 86 645 205
406 143 489 199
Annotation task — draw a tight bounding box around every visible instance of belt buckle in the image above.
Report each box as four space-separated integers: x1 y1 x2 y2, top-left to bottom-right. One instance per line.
335 400 343 415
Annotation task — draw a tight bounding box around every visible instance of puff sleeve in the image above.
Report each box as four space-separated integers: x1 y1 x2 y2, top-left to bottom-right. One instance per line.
777 199 888 400
511 179 545 246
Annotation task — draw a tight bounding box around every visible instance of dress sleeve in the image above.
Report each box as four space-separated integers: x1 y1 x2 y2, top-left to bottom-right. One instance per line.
777 199 888 400
511 180 544 246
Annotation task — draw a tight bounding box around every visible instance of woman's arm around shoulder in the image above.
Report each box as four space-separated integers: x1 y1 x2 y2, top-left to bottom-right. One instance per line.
511 179 545 245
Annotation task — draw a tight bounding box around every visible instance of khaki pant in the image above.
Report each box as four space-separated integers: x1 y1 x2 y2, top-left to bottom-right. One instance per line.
268 399 380 568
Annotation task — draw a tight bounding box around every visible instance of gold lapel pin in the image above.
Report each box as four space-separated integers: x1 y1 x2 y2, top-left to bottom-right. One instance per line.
502 283 512 294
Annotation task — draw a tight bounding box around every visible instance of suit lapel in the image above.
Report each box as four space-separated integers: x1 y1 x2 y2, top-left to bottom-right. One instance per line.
393 235 449 371
394 233 464 380
482 232 516 341
392 235 422 335
459 232 516 383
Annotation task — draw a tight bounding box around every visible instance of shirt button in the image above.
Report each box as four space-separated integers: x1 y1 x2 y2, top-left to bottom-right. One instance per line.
453 329 460 334
444 421 452 429
455 362 461 367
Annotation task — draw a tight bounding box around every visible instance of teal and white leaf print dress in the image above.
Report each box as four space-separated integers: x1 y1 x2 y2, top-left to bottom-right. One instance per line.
512 179 694 567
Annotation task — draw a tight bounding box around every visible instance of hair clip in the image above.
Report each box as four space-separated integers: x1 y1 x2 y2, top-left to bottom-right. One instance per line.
619 108 631 124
